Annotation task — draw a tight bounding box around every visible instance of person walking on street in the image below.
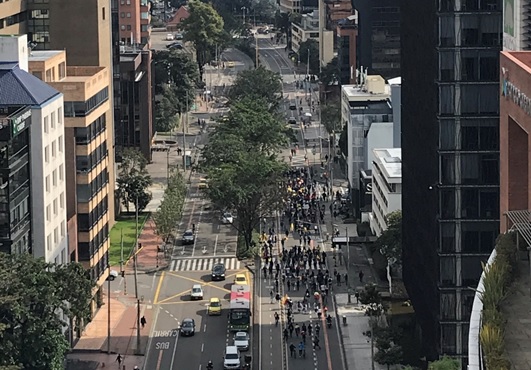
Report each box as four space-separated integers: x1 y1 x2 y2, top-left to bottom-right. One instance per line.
359 270 364 283
313 336 321 350
116 354 122 367
270 290 274 304
140 315 147 329
336 273 341 286
295 323 301 337
289 343 296 358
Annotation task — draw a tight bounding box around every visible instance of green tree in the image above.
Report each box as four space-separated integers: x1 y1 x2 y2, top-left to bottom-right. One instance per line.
320 57 340 86
153 50 199 113
374 327 404 370
274 11 291 37
181 0 224 80
117 148 153 213
154 85 180 132
204 151 287 249
153 172 187 243
428 356 461 370
298 39 319 75
320 99 342 135
376 210 402 266
228 67 283 111
359 283 382 305
0 254 94 370
202 97 288 165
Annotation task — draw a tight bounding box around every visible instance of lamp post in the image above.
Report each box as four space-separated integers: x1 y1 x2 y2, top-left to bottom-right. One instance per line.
107 266 111 354
134 197 141 354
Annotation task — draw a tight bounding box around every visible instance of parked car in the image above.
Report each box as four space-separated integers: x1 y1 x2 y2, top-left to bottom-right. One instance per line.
166 42 183 50
174 33 184 40
190 284 204 300
208 297 222 315
211 263 226 281
182 229 195 244
166 33 175 41
180 318 195 336
234 331 249 351
221 212 233 224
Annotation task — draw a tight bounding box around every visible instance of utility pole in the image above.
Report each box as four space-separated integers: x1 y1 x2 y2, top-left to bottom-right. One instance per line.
346 227 351 304
255 38 259 67
120 229 127 295
183 98 188 172
107 264 111 354
134 196 141 354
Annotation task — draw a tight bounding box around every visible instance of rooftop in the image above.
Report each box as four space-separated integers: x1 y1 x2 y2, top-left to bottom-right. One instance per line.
28 50 64 62
373 148 401 179
0 62 61 106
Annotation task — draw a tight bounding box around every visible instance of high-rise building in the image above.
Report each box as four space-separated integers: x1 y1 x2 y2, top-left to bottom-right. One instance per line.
401 0 501 363
0 35 68 263
336 14 358 85
351 0 400 79
117 0 151 46
0 0 26 35
29 49 113 310
502 0 531 51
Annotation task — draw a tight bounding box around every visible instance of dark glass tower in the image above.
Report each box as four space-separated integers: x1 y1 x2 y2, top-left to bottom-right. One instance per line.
401 0 502 363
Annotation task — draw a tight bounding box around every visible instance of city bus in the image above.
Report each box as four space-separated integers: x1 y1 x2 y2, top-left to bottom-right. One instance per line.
228 284 251 332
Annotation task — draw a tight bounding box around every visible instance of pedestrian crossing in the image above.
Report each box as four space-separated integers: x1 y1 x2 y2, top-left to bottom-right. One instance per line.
170 257 241 271
290 153 307 167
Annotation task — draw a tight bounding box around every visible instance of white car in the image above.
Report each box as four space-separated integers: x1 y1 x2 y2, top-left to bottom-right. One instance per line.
166 33 175 41
221 212 233 224
190 284 203 300
223 346 241 369
234 331 249 351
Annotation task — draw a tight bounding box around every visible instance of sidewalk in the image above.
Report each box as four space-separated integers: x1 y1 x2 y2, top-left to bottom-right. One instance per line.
127 217 168 273
67 292 155 370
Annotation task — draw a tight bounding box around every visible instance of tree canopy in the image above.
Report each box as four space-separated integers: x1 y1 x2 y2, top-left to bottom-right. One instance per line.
320 98 342 134
298 39 320 75
0 254 94 370
320 57 340 86
117 148 153 213
375 210 402 266
181 0 224 79
153 172 187 244
228 67 283 111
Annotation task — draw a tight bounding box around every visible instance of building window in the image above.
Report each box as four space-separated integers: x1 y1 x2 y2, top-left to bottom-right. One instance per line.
52 169 57 187
440 292 456 320
60 192 65 209
45 175 50 192
127 12 131 18
44 116 49 133
441 324 457 354
127 0 131 4
54 227 58 244
121 25 126 31
121 12 125 18
47 234 52 251
53 198 58 215
141 12 149 19
58 107 63 124
141 24 149 32
59 164 64 181
51 140 56 158
440 257 456 286
102 7 106 20
46 205 51 221
58 136 63 153
63 87 109 117
127 25 132 31
61 220 66 237
51 111 55 129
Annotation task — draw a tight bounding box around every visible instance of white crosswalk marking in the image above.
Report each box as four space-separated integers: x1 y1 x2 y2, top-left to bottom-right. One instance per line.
170 257 241 271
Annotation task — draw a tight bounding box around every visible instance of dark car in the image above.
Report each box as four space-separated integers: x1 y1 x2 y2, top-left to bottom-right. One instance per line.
211 263 226 281
180 318 196 336
182 229 195 245
166 42 183 50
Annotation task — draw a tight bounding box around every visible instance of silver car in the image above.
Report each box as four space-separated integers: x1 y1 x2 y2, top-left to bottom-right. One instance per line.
234 331 249 351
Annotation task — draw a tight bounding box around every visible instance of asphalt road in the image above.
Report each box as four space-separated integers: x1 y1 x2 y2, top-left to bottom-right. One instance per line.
144 45 255 370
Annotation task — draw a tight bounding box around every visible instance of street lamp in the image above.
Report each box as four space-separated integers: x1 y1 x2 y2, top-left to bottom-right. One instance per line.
107 266 111 354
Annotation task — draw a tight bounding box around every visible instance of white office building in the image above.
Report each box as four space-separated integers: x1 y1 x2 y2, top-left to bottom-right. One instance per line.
0 35 68 264
370 148 402 236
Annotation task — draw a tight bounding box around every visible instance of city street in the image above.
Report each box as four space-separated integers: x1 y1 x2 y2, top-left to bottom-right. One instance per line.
144 47 255 370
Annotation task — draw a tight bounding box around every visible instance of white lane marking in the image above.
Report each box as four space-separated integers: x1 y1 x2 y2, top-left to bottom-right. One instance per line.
213 234 219 256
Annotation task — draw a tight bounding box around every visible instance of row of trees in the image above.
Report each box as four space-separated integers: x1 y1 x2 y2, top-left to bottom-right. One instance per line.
201 67 288 252
153 172 187 245
0 254 94 370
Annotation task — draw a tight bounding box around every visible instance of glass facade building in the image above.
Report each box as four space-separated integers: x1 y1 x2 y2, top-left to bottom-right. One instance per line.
401 0 502 363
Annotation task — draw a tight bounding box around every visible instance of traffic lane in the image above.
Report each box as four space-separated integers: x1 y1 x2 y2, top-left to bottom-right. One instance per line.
193 209 239 257
171 274 231 369
144 310 180 370
258 274 284 370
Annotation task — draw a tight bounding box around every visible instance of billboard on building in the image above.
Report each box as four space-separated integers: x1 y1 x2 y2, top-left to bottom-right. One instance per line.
503 0 519 50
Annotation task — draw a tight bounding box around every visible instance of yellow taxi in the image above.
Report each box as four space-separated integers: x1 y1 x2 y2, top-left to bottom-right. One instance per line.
198 178 208 189
234 274 248 286
208 297 222 315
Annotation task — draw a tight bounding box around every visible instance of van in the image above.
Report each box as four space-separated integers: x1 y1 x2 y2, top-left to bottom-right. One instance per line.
223 346 241 369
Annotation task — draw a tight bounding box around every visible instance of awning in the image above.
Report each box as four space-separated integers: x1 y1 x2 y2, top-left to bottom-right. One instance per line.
505 210 531 246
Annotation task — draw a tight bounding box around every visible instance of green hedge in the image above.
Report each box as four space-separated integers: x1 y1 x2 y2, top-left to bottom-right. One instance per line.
480 232 517 370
